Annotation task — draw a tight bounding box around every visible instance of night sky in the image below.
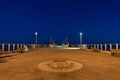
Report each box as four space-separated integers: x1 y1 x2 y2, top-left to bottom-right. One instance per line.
0 0 120 44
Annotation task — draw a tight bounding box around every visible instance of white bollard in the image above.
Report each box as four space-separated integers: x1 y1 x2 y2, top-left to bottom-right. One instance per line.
2 43 4 54
100 44 103 51
110 44 112 50
13 44 15 52
33 44 35 48
97 44 99 50
105 44 107 51
83 44 87 49
8 44 10 53
94 44 96 49
116 43 119 50
20 44 23 49
17 44 19 50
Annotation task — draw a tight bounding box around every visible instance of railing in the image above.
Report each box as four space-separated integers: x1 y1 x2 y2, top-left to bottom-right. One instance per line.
68 44 120 51
0 43 44 54
0 43 120 54
86 43 120 51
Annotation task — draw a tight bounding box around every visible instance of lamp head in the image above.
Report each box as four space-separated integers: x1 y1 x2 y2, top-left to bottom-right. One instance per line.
80 32 82 35
35 32 38 35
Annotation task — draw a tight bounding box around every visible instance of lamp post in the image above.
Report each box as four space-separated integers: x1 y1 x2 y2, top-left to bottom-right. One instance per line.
35 32 38 48
80 32 83 49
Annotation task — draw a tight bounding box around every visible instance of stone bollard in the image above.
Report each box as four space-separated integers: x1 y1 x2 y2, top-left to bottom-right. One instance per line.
116 43 119 50
20 44 23 49
33 44 36 49
17 44 19 51
8 43 10 53
2 43 4 54
110 44 112 50
105 44 107 51
94 44 96 49
100 44 103 51
13 44 15 52
97 44 99 50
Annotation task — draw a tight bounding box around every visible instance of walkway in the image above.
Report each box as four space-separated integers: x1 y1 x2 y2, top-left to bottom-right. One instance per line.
0 48 120 80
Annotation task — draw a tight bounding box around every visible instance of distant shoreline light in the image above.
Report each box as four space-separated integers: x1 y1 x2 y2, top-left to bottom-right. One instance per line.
56 46 80 49
62 47 80 49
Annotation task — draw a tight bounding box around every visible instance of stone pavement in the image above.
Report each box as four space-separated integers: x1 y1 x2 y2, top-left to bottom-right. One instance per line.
0 48 120 80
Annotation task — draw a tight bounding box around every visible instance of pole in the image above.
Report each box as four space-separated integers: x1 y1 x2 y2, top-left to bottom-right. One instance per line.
35 32 38 48
36 35 38 47
80 32 82 49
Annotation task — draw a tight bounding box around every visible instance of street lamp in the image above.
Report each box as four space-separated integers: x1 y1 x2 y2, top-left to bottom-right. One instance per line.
35 32 38 47
80 32 83 49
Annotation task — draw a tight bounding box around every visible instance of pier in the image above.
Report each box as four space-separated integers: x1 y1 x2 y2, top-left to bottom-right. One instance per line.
0 44 120 80
1 43 120 54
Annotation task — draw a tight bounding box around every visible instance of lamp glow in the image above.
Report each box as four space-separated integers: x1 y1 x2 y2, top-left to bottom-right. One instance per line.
80 32 82 36
35 32 38 35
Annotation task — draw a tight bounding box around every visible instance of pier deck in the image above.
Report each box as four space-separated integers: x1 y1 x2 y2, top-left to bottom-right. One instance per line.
0 48 120 80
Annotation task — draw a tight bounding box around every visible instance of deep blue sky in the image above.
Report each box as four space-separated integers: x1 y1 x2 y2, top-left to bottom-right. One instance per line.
0 0 120 44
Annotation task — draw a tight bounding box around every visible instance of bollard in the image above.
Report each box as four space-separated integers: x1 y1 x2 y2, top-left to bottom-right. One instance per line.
17 44 19 51
34 44 36 49
2 43 4 54
82 44 87 49
105 44 107 51
13 44 15 52
97 44 99 50
8 43 10 53
20 44 23 49
110 44 112 50
116 43 118 50
100 44 103 51
94 44 96 49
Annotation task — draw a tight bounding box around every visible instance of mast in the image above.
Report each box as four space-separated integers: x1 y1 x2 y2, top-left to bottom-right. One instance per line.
66 36 68 44
50 36 52 44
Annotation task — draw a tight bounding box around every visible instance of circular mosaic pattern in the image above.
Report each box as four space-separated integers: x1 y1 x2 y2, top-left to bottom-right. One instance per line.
38 59 83 72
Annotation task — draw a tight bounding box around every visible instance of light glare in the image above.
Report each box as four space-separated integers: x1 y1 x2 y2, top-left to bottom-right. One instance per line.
35 32 38 35
80 32 82 35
